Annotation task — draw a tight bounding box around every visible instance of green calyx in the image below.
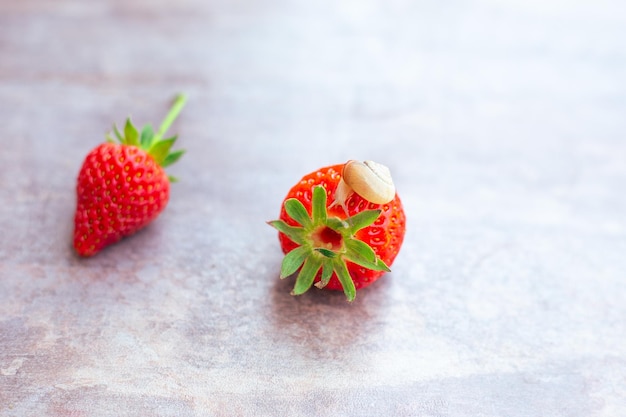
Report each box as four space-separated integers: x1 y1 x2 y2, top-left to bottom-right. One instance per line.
268 185 390 302
106 94 187 181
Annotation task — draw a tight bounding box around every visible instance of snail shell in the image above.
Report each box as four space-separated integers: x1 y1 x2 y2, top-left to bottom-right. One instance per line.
342 160 396 204
331 160 396 212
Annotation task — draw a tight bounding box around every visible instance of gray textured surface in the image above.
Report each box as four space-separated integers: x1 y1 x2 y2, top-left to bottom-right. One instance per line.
1 0 626 416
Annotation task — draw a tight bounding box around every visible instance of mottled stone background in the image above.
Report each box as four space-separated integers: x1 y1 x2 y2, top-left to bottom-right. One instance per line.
1 0 625 416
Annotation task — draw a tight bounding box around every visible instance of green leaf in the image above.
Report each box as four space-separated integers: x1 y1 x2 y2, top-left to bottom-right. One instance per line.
280 246 309 278
375 258 391 271
162 149 185 168
168 175 179 183
112 124 124 142
311 186 328 224
332 258 357 302
105 134 116 143
284 198 312 228
149 136 177 165
315 248 336 258
344 239 377 264
344 251 390 272
140 124 154 148
292 256 322 295
347 210 381 235
267 220 306 245
326 217 348 232
124 118 140 146
315 259 334 289
343 239 390 272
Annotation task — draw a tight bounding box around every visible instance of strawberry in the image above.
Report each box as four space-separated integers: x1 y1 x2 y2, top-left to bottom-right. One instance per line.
268 161 406 301
73 95 187 256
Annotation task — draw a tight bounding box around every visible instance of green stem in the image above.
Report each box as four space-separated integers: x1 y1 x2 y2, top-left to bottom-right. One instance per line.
154 94 187 141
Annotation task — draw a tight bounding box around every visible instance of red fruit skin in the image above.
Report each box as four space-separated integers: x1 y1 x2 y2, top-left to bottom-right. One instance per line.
278 164 406 290
73 143 170 256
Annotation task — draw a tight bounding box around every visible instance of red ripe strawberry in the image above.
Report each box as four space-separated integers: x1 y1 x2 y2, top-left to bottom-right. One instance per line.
268 161 406 301
73 95 187 256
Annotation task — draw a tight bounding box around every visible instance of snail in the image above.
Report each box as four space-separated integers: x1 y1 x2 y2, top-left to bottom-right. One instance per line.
332 160 396 213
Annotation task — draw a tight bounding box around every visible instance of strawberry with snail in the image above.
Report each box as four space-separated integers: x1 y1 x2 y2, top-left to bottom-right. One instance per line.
268 160 406 301
73 95 187 256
